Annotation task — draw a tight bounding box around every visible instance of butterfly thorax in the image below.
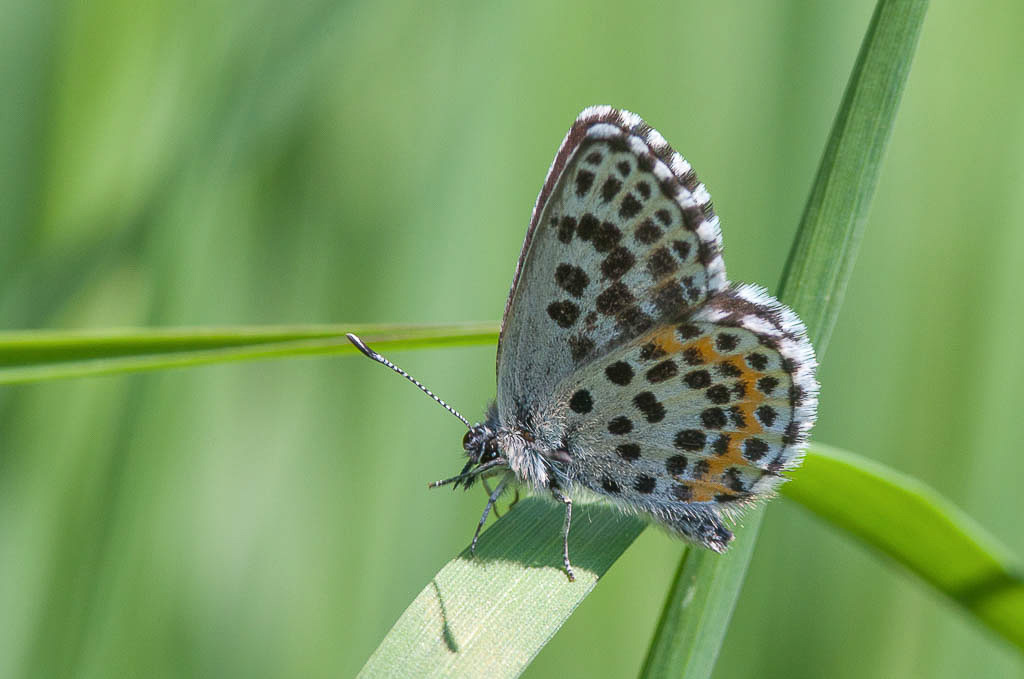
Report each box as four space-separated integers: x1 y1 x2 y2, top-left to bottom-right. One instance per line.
461 403 571 492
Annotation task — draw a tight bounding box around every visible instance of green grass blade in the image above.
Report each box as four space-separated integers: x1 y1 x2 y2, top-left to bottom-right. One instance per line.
642 0 929 675
0 323 497 384
637 525 759 678
358 498 645 678
784 444 1024 650
778 0 931 354
361 445 1021 677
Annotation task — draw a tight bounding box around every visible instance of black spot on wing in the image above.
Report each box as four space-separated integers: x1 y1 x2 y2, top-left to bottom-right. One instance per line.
757 375 779 395
647 247 678 278
652 282 687 316
716 360 743 378
577 213 599 241
615 306 654 336
701 407 727 429
619 193 643 219
569 390 593 414
671 240 691 262
596 282 634 315
575 170 595 197
605 361 634 385
592 221 622 252
645 360 678 383
674 429 705 451
666 455 688 475
706 384 730 404
743 438 769 461
608 416 633 435
554 263 589 297
635 218 662 244
632 391 665 423
601 246 635 279
755 405 777 427
676 323 701 340
616 443 641 461
746 352 768 370
601 177 623 202
547 301 579 328
634 474 656 494
557 216 576 244
683 369 711 389
715 333 739 353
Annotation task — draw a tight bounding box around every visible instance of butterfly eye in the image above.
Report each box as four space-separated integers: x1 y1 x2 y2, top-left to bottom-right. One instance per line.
462 430 475 450
480 439 499 462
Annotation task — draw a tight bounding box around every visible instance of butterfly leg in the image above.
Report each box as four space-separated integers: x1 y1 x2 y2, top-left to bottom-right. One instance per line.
470 474 511 556
481 477 499 517
550 485 575 582
481 476 510 518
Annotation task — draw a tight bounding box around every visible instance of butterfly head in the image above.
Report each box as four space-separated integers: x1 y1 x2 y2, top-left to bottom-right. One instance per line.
462 423 499 463
448 422 502 490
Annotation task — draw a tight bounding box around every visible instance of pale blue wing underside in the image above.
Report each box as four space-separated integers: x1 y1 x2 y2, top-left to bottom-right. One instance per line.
548 284 817 543
497 107 727 427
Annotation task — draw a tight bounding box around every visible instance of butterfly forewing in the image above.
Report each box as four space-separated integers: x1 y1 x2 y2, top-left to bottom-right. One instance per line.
496 107 728 425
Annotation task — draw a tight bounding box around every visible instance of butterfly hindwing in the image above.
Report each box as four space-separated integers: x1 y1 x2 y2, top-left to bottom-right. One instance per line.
496 107 727 426
550 283 818 548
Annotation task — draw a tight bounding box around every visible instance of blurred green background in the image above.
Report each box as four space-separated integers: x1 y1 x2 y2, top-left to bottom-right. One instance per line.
2 0 1022 676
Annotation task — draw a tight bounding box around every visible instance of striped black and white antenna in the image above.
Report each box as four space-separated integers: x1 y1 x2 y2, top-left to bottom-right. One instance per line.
345 333 471 429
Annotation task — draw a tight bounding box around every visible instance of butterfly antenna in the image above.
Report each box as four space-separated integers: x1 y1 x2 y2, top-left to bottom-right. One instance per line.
346 333 471 429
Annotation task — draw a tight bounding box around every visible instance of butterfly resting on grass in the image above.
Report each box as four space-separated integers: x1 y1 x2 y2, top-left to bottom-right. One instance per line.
348 106 818 581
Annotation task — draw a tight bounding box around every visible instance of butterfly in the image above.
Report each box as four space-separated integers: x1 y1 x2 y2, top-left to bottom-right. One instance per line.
348 106 818 581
